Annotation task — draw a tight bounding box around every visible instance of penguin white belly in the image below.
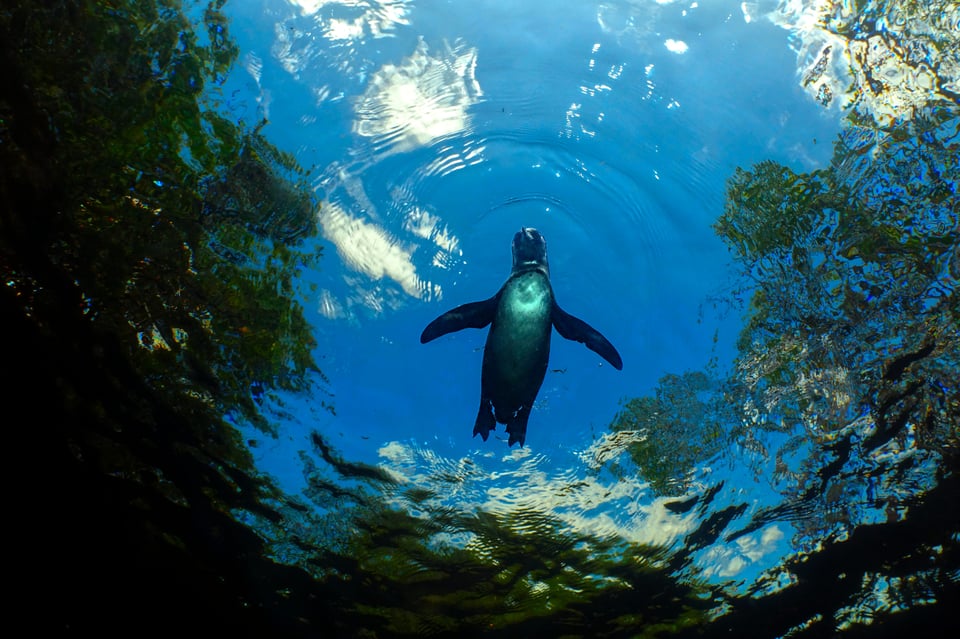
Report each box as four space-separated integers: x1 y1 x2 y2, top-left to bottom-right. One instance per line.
484 271 553 410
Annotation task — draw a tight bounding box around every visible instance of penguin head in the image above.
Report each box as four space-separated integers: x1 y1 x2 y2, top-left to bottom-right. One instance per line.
511 227 549 273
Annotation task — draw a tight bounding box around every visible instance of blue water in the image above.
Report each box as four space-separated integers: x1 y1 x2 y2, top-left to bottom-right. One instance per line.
221 0 838 580
207 0 956 625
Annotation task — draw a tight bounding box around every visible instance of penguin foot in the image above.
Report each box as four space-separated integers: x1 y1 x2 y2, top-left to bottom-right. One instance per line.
473 400 496 441
505 408 530 447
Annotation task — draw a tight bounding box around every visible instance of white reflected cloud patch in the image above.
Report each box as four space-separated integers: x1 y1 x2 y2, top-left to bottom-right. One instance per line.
596 1 662 48
287 0 325 14
700 525 785 578
286 0 412 37
318 202 439 302
310 157 463 318
242 51 272 120
317 288 345 320
402 206 462 268
273 0 412 92
664 38 688 54
354 37 483 155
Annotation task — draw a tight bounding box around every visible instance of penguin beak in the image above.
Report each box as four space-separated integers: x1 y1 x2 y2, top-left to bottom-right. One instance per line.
511 228 547 271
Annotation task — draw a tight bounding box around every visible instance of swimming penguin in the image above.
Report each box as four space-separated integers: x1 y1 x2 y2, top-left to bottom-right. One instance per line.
420 227 623 446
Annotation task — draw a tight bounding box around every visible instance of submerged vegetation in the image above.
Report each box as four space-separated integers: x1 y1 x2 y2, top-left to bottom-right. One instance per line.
2 0 322 433
610 370 730 497
609 3 959 631
1 0 325 631
288 432 716 637
708 108 959 634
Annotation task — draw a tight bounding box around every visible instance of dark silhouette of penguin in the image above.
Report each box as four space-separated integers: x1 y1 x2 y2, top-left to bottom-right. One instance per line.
420 228 622 446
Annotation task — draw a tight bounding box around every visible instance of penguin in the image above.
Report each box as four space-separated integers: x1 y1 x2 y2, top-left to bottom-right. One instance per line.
420 227 623 446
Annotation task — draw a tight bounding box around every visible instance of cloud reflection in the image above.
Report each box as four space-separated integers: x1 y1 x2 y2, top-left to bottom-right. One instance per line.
286 0 412 38
318 202 440 302
273 0 413 90
596 0 662 47
375 435 704 549
311 158 462 316
664 38 688 54
701 524 785 578
402 206 462 268
354 37 483 155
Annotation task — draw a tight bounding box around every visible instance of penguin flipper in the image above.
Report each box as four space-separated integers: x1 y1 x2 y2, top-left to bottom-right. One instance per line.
552 303 623 370
420 296 499 343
